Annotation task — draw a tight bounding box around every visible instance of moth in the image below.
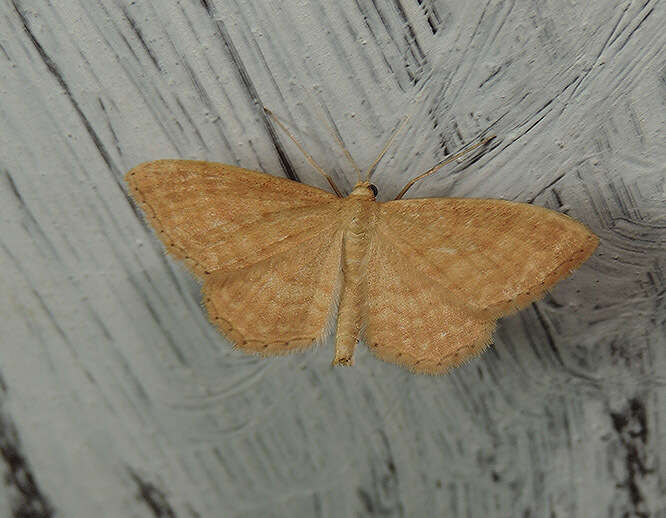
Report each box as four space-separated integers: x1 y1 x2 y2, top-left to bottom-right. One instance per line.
126 112 598 374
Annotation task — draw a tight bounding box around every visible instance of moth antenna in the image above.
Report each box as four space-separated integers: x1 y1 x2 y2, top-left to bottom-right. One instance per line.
364 115 411 181
394 135 496 200
301 87 364 182
315 107 363 183
264 107 344 197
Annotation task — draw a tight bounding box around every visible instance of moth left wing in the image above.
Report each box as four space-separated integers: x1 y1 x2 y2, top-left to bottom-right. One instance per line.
203 228 344 354
126 160 342 277
374 198 598 319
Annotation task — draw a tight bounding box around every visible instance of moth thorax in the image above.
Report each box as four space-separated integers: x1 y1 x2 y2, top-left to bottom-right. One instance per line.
349 182 377 200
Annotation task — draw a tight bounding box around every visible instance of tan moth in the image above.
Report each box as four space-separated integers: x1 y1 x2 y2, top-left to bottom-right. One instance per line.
125 111 598 374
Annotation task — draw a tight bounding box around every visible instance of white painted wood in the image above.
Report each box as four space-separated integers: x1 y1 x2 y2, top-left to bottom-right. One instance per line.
0 1 664 516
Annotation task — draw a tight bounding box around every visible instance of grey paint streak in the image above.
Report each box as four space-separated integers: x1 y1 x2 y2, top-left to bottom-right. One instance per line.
0 376 54 517
0 0 664 517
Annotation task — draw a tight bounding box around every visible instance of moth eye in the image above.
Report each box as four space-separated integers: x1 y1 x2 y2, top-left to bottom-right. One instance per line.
369 184 378 196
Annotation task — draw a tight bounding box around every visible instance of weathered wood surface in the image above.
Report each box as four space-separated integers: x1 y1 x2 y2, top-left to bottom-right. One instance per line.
1 1 664 516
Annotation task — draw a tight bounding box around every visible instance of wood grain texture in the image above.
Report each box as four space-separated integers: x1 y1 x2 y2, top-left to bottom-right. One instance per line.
0 0 664 516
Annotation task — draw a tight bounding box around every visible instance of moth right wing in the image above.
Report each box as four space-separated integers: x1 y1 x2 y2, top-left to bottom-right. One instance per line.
364 224 496 374
374 198 598 318
364 197 597 374
126 159 343 277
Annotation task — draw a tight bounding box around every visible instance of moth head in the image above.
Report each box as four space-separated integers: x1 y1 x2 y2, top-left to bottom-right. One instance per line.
350 181 378 200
